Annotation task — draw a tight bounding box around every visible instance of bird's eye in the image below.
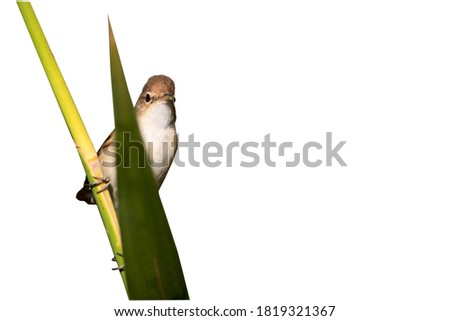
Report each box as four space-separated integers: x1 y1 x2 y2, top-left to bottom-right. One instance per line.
145 93 151 103
173 96 176 103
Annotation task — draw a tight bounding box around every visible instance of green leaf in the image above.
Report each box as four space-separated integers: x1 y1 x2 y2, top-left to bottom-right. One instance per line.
109 19 189 300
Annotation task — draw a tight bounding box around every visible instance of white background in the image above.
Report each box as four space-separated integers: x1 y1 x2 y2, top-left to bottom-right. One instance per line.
1 0 450 320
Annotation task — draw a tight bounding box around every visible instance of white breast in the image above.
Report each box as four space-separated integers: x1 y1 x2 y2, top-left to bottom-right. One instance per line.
98 101 177 209
138 101 177 188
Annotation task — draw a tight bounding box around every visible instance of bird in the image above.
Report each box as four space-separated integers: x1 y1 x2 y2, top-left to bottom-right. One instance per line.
76 75 177 209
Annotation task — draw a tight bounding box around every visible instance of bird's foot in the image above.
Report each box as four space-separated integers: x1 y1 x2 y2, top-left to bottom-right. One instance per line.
84 176 111 194
112 253 124 271
112 265 125 272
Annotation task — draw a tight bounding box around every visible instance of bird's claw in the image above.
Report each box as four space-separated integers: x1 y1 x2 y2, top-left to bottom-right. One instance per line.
112 265 125 272
84 176 111 194
112 253 124 271
111 252 123 262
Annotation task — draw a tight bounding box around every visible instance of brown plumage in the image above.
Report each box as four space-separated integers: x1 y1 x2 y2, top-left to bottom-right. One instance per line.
76 75 178 207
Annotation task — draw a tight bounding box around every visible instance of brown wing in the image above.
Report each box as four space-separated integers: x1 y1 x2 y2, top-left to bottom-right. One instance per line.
97 130 116 155
75 130 116 204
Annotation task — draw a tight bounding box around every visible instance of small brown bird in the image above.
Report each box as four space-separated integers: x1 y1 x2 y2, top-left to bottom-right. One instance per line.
76 75 178 208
